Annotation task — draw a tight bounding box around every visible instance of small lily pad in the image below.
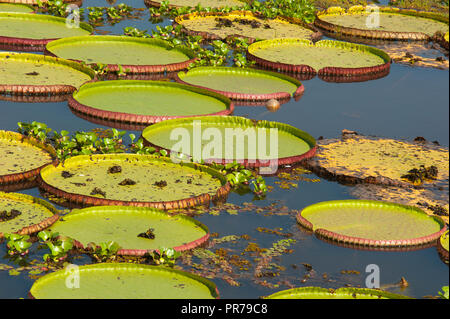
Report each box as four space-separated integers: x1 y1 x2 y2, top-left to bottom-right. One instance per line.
29 263 219 299
437 230 449 263
0 191 59 238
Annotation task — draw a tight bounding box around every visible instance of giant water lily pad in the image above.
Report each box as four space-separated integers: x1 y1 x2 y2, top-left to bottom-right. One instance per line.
0 12 92 51
247 38 390 77
174 11 319 41
0 52 95 95
0 191 59 238
145 0 244 8
48 206 209 255
264 286 411 299
142 116 316 168
175 66 304 103
297 199 447 248
0 130 57 185
46 36 196 74
0 3 34 12
29 263 219 299
315 6 449 41
302 134 449 188
437 230 449 263
37 154 230 209
68 80 233 125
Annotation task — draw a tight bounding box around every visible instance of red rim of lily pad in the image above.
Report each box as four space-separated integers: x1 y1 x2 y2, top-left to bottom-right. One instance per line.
297 200 448 249
0 52 96 96
174 66 304 103
0 191 59 238
59 206 211 256
36 154 232 210
45 36 198 75
0 130 58 186
314 7 449 41
67 80 234 126
247 38 391 77
142 116 317 168
0 12 92 51
173 10 322 43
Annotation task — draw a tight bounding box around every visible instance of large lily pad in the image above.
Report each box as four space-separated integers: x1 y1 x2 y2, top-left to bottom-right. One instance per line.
68 80 233 125
29 263 219 299
0 191 59 238
45 35 196 74
37 154 230 209
315 6 449 41
0 3 34 12
141 116 317 169
48 206 209 255
0 12 92 51
302 134 449 188
174 10 319 41
144 0 244 8
175 66 304 103
247 38 390 77
0 130 57 186
297 199 447 248
264 286 411 299
0 52 96 95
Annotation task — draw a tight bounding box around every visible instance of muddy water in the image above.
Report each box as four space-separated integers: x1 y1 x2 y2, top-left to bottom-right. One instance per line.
0 0 448 299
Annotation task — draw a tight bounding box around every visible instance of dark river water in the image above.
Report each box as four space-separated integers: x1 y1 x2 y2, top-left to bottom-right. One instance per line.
0 0 448 299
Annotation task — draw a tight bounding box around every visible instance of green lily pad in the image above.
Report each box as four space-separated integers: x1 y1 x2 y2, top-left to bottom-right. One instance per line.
69 80 233 125
38 154 230 209
0 12 92 40
316 6 449 38
264 287 412 299
141 116 316 168
0 130 57 185
0 191 59 238
46 35 195 72
297 200 447 247
48 205 209 254
175 10 317 41
437 230 449 263
176 66 303 101
29 263 219 299
0 3 34 12
0 52 95 90
247 38 390 73
145 0 244 8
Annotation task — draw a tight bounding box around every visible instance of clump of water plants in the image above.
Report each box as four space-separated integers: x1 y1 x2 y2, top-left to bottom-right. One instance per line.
86 241 121 262
3 233 32 256
37 230 74 263
147 247 181 267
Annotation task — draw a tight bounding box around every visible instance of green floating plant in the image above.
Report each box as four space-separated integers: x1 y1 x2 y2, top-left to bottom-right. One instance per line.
38 230 73 263
148 247 182 267
3 233 32 256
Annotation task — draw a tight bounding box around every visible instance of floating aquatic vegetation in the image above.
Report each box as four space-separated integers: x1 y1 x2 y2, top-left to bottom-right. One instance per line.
37 154 230 210
437 230 448 263
47 206 210 256
68 80 233 126
45 35 197 74
263 286 412 299
174 10 320 41
0 52 95 96
297 199 447 249
247 38 390 79
0 130 57 187
175 66 304 104
142 115 317 169
0 12 92 51
0 192 59 238
315 6 449 41
29 263 220 299
144 0 245 8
